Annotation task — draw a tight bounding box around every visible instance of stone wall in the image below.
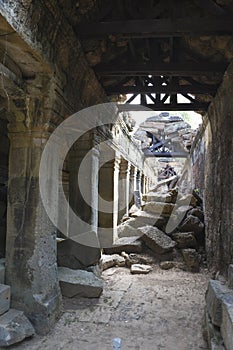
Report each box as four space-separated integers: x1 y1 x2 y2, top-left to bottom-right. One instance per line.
204 60 233 274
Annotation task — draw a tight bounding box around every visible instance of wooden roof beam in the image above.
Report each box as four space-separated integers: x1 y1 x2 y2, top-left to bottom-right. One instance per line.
77 19 233 38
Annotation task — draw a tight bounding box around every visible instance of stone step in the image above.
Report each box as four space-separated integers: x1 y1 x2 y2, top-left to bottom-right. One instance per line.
142 202 175 217
0 284 10 316
58 267 103 298
138 226 176 255
104 236 142 254
0 309 35 347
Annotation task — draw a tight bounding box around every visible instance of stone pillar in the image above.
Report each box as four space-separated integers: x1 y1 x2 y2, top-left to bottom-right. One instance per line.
118 159 130 224
68 132 101 263
129 165 137 208
6 126 61 335
98 154 120 247
141 174 145 194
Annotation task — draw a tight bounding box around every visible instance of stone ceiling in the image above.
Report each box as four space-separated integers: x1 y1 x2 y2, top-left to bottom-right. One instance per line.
58 0 233 112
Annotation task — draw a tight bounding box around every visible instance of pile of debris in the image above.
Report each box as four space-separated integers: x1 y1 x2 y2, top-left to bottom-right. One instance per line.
103 175 205 275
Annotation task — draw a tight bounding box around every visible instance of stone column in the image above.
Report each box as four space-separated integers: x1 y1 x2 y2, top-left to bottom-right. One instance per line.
118 159 130 224
129 165 137 208
98 154 120 247
6 126 61 335
68 131 101 263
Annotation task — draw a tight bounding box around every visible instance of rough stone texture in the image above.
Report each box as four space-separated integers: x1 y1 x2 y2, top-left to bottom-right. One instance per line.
177 194 197 207
172 232 197 249
0 259 5 284
180 215 205 241
174 205 193 217
182 249 200 272
117 223 139 238
58 267 103 298
142 192 175 203
57 238 101 269
228 265 233 289
187 208 204 222
130 211 167 229
205 280 233 327
130 264 153 274
221 299 233 350
203 308 225 350
100 254 125 271
0 309 35 347
138 226 176 254
204 61 233 273
142 202 175 217
104 236 142 254
159 261 176 270
0 284 10 316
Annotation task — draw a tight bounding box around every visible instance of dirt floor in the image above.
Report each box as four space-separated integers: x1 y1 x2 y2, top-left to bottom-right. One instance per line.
12 265 210 350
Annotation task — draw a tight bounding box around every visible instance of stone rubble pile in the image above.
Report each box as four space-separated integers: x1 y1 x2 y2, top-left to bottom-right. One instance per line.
0 259 35 347
203 265 233 350
107 176 205 273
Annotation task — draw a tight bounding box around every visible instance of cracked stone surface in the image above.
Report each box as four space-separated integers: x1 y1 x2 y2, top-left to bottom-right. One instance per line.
14 266 210 350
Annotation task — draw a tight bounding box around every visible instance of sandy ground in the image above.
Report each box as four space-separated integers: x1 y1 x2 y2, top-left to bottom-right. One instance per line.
11 265 210 350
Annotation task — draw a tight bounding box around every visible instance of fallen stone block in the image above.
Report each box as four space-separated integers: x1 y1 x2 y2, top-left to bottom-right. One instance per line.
130 264 153 274
159 261 176 270
228 265 233 289
0 284 10 316
130 211 167 229
203 307 225 349
100 254 125 271
187 208 204 222
117 223 139 238
104 236 142 254
177 193 197 207
142 202 175 217
174 205 193 216
57 238 101 269
172 232 197 249
221 298 233 350
206 280 233 327
180 215 205 244
0 309 35 347
58 267 103 298
138 226 176 254
182 249 200 272
142 192 174 203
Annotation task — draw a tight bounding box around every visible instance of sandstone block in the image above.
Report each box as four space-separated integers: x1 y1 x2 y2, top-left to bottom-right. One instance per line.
177 194 197 207
58 267 103 298
182 249 200 272
203 307 225 349
142 202 174 217
57 238 101 269
0 284 10 316
100 254 125 271
142 192 174 203
180 215 205 244
138 226 176 254
130 264 153 274
228 265 233 289
206 279 233 327
159 261 176 270
187 208 204 222
0 309 35 347
104 236 142 254
172 232 197 249
117 223 139 238
130 211 167 229
221 298 233 350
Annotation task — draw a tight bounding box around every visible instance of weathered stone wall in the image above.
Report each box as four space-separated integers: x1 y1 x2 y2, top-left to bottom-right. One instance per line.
0 112 9 258
205 60 233 273
191 124 206 199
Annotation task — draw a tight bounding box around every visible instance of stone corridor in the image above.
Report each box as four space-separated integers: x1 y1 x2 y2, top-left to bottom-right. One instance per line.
13 266 210 350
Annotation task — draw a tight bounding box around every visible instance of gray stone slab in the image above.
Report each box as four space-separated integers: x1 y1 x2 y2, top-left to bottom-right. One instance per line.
130 264 153 274
117 223 140 238
58 267 103 298
203 307 225 349
228 265 233 289
142 202 175 217
206 280 233 327
104 236 142 254
100 254 125 271
221 298 233 350
138 226 176 254
0 309 35 347
172 232 197 249
182 249 200 272
0 284 10 316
